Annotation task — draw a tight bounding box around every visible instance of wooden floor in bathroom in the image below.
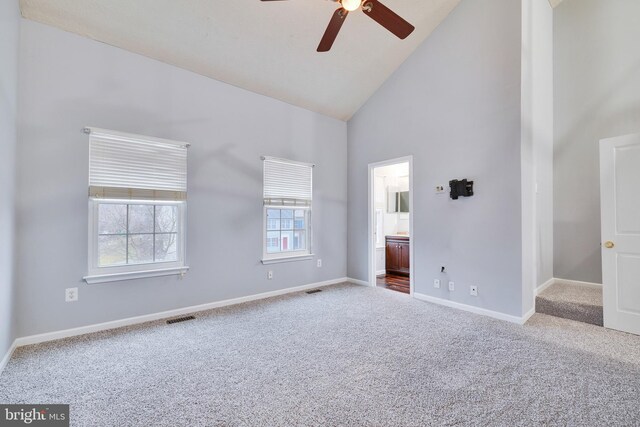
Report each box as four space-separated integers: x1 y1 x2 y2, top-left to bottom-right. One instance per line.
376 274 410 294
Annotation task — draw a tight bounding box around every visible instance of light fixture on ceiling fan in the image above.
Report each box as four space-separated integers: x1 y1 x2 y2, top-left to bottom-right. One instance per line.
260 0 415 52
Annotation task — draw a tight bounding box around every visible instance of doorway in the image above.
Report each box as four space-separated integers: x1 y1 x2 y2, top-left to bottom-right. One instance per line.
368 157 413 295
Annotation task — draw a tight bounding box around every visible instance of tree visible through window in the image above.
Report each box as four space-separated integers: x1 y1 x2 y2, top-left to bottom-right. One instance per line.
85 127 189 283
97 203 179 267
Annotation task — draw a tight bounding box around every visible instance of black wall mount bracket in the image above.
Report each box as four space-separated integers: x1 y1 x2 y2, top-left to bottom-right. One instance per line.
449 179 474 200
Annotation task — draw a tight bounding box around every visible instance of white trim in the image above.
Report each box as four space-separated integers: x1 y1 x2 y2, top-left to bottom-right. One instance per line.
522 307 536 324
261 254 314 265
13 277 349 347
535 278 603 296
413 293 531 325
368 156 414 296
376 270 386 276
87 199 187 280
84 266 189 284
554 278 603 289
347 277 371 287
262 205 312 263
0 340 18 377
535 277 555 295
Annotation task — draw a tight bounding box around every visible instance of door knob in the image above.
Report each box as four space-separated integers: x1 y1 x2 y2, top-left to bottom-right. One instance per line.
604 241 615 249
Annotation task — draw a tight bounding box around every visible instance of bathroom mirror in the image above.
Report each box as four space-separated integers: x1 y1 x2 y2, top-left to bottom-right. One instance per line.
388 191 410 213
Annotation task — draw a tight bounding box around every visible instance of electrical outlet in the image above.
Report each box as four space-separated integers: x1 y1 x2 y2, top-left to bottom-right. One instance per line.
434 279 440 289
470 285 478 296
448 281 455 291
65 287 78 302
317 259 322 268
267 271 273 280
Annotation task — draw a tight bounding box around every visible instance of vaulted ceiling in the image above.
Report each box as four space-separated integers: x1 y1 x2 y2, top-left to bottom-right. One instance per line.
20 0 564 121
20 0 463 120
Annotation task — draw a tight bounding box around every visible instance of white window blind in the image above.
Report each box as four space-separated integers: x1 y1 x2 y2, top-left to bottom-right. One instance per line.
263 157 313 205
88 128 189 200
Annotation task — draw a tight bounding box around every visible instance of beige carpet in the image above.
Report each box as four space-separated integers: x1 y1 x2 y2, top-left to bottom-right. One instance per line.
1 283 639 426
536 281 603 326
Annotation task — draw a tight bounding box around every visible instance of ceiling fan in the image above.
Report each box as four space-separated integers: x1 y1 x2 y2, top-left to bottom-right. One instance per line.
260 0 415 52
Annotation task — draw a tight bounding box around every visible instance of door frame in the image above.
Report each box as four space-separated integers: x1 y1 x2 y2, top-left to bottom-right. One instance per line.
600 133 640 335
368 156 414 296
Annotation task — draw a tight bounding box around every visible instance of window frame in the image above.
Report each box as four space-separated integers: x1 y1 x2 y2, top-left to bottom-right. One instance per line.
261 156 314 265
262 204 313 264
84 198 188 284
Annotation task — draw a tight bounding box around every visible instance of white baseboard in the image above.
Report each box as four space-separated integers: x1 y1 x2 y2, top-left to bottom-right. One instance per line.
347 277 372 287
413 293 530 325
14 277 350 348
375 270 386 276
554 278 603 289
535 278 555 295
535 278 603 296
521 307 535 324
0 340 18 377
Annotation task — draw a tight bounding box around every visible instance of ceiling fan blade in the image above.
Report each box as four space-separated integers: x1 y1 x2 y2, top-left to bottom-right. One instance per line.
317 8 348 52
362 0 414 40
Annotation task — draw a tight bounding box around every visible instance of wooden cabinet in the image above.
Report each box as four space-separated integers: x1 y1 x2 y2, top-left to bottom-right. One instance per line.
385 236 410 276
399 241 410 272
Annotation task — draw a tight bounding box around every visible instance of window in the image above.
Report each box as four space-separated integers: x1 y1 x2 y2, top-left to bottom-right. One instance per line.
266 208 309 253
262 157 313 263
84 128 189 283
94 201 182 266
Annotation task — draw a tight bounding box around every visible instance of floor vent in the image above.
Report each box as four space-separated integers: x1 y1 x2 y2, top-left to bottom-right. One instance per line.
306 289 322 294
166 315 195 325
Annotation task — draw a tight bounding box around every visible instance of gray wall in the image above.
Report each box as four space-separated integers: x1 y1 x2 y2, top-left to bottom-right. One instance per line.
0 0 20 359
554 0 640 283
347 0 523 316
16 20 347 337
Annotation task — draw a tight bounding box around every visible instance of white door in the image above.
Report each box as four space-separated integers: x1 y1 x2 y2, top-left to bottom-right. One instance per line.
600 133 640 335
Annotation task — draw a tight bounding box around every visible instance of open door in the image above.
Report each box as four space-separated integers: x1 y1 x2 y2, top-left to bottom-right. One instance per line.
600 133 640 335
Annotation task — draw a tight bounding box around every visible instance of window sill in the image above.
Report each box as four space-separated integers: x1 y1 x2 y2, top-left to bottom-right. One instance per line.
84 266 190 284
261 254 315 265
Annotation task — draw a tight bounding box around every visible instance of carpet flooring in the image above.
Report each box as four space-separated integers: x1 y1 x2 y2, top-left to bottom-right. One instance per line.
1 282 639 426
536 282 603 326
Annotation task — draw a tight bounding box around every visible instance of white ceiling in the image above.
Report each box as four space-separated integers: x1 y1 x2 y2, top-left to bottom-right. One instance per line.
20 0 463 121
20 0 566 120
